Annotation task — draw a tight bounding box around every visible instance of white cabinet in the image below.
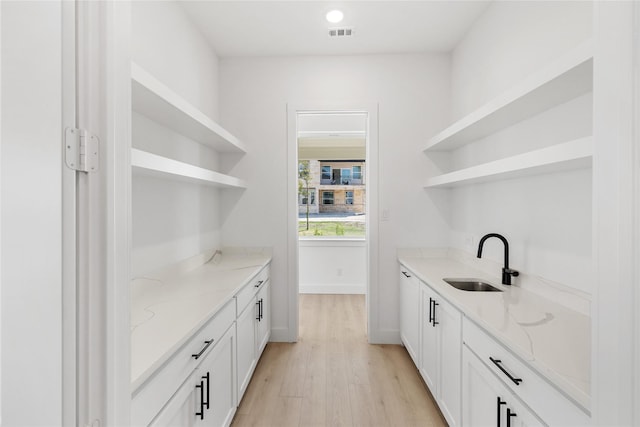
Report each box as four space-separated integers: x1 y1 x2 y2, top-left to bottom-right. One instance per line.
463 318 590 426
399 267 421 366
256 280 271 354
420 284 462 427
151 326 237 427
234 265 271 403
462 345 543 427
198 326 236 426
236 295 257 400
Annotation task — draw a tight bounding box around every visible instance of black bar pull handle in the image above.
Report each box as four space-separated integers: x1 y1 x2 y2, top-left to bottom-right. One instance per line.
506 408 517 427
195 379 205 420
202 372 210 410
428 298 434 324
255 280 264 288
401 271 411 278
192 339 214 360
432 301 439 327
496 397 506 427
259 298 264 321
489 357 523 385
256 300 261 320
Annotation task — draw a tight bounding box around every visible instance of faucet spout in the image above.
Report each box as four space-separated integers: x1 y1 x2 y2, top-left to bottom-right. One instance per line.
477 233 519 285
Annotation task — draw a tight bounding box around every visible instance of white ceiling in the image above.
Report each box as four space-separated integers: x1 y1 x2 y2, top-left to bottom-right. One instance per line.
180 1 491 58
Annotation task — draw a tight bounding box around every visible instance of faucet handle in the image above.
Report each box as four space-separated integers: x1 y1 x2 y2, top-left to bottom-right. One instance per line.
504 268 519 277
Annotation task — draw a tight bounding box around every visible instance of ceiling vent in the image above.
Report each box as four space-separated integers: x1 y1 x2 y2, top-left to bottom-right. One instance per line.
328 27 354 37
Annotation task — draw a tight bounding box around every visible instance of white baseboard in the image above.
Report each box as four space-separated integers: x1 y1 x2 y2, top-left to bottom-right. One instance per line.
268 327 292 342
369 328 401 345
299 284 366 294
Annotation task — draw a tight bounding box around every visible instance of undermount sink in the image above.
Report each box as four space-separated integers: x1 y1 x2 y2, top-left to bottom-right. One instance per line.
443 278 502 292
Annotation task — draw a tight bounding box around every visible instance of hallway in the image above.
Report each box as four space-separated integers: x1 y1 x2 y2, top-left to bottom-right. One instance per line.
232 294 446 426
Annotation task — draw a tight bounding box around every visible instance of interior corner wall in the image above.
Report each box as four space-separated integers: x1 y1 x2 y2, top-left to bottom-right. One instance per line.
447 1 594 294
130 2 223 276
218 53 452 340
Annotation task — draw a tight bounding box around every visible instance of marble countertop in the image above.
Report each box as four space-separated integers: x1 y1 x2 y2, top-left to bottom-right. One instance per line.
131 248 272 391
398 252 590 412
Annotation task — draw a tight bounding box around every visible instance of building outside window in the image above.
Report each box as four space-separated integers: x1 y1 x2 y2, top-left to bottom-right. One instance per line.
341 168 352 184
299 188 316 205
321 165 331 180
352 166 362 180
345 191 354 205
322 191 334 205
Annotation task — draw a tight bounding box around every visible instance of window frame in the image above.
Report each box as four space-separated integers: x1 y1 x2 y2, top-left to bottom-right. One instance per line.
322 191 334 205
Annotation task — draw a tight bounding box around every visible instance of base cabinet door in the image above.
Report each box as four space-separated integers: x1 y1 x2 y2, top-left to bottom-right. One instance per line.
199 326 237 427
236 300 257 401
420 286 438 391
421 286 461 427
436 296 462 426
256 280 271 354
400 268 420 365
462 345 543 427
150 370 200 427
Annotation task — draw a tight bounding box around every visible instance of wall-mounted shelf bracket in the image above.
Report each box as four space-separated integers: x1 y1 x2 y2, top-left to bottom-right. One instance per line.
65 127 99 173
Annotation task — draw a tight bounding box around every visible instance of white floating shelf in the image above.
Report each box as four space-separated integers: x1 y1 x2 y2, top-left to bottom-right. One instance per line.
131 63 247 154
424 137 592 188
424 40 593 152
131 149 247 189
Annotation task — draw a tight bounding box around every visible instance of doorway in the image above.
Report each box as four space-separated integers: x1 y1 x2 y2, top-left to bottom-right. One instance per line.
286 103 380 343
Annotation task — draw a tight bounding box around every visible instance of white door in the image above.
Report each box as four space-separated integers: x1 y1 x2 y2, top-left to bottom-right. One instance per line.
1 2 74 424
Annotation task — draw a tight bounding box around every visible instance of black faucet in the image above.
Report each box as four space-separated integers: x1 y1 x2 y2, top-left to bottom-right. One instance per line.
477 233 519 285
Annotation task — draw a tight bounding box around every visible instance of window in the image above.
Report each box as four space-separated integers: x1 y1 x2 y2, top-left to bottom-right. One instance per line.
299 188 316 205
322 191 334 205
352 166 362 180
345 191 354 205
341 168 351 184
321 166 331 180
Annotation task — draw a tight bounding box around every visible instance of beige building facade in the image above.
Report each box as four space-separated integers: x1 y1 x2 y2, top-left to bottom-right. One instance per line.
299 160 366 214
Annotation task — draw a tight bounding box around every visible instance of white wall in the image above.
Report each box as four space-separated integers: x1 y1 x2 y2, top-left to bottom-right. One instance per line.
446 1 594 294
131 2 224 275
451 1 593 118
299 240 366 294
1 2 63 424
219 54 452 341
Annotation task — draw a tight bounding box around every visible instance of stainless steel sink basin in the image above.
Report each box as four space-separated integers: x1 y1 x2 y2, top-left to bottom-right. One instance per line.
443 278 502 292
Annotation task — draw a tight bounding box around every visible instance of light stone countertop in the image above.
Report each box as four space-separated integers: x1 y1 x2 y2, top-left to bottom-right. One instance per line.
131 248 272 391
398 251 590 412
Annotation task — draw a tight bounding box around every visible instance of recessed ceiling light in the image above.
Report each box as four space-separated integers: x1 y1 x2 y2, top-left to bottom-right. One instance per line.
326 10 344 24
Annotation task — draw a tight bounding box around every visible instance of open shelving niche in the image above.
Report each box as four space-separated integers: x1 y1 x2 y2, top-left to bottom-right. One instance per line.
423 40 593 188
131 62 247 188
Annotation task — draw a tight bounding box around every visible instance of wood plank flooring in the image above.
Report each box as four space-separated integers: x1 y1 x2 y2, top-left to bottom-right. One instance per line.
231 294 446 427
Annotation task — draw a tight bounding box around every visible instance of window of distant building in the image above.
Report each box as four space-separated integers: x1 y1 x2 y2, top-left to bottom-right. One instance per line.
299 188 316 205
341 168 352 184
321 165 331 180
345 191 354 205
322 191 334 205
352 165 362 180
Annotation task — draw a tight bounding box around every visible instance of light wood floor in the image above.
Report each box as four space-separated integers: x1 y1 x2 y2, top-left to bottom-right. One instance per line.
231 294 446 427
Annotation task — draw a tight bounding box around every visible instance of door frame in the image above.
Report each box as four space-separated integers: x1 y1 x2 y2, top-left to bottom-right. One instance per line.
286 102 379 343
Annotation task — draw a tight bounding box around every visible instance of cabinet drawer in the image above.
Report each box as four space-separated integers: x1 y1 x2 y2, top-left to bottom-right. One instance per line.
235 265 269 313
463 318 589 426
132 299 235 427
